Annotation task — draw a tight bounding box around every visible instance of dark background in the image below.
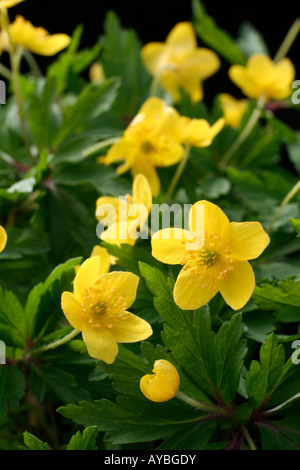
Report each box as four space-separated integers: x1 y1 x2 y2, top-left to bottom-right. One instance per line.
4 0 300 115
8 0 299 64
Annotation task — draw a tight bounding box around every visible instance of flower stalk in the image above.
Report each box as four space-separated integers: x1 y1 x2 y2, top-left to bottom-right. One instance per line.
26 329 80 358
164 145 191 202
267 179 300 233
175 391 228 415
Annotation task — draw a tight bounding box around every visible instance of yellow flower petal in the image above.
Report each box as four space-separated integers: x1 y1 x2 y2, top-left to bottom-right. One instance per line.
111 311 152 343
95 196 128 225
188 200 230 238
96 271 139 310
61 291 86 331
8 16 71 56
173 267 218 310
104 139 136 174
219 260 255 310
166 22 197 51
131 159 161 196
140 42 167 75
0 225 7 252
219 93 248 128
151 228 194 265
140 359 180 402
82 326 118 363
0 0 24 8
132 173 152 215
228 222 270 260
90 245 111 275
73 256 102 302
100 220 137 246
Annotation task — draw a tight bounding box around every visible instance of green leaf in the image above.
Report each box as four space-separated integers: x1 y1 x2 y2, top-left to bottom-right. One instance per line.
53 77 120 147
38 366 92 404
156 420 217 450
22 432 52 450
290 218 300 237
259 425 300 450
237 22 269 57
192 0 246 65
0 366 26 417
25 257 81 339
139 262 247 405
246 333 285 409
0 286 27 348
66 426 99 450
254 279 300 322
53 162 130 197
58 394 206 445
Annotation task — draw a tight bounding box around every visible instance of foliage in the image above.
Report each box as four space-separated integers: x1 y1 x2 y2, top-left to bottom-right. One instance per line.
0 0 300 451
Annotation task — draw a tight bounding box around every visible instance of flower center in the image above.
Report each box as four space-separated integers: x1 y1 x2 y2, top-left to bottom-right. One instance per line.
140 140 155 153
180 231 235 290
80 279 128 329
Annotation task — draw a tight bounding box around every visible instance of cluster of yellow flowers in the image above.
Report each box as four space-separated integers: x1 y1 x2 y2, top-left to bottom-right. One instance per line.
0 2 295 403
60 19 296 403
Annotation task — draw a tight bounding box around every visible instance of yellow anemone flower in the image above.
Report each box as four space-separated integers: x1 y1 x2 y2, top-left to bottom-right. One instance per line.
141 22 220 102
219 93 248 128
99 97 184 195
151 200 270 311
140 359 180 402
0 0 24 7
61 256 152 364
0 15 71 56
74 245 113 276
0 225 7 252
229 53 295 101
180 116 225 147
96 173 152 246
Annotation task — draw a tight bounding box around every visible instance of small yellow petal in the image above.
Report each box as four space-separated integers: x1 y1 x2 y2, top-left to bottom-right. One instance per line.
82 326 118 363
90 245 111 275
151 228 194 265
132 173 152 215
111 312 152 343
96 271 139 310
140 359 180 402
141 42 167 75
131 159 161 196
228 222 270 260
73 256 102 302
0 225 7 252
189 200 230 238
173 267 218 310
219 260 255 310
166 22 197 51
61 291 86 331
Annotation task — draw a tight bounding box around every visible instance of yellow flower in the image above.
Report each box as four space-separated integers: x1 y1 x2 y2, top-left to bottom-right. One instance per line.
229 53 295 101
74 245 112 275
151 200 270 311
141 22 220 102
99 97 184 195
0 225 7 252
219 93 248 128
61 256 152 364
89 62 105 84
96 174 152 246
180 116 225 147
140 359 180 402
0 0 24 7
0 15 71 56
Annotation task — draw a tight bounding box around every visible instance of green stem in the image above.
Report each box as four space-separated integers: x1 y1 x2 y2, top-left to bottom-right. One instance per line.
83 136 121 157
219 94 266 171
0 63 12 80
1 9 34 163
267 179 300 233
273 18 300 63
149 73 160 97
175 391 228 415
22 49 42 77
164 145 191 202
241 424 257 450
27 329 80 357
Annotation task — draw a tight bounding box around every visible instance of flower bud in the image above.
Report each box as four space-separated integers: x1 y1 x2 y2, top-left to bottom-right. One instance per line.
140 359 180 402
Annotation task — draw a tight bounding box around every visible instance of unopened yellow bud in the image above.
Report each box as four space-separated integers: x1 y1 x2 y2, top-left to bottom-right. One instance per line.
89 62 105 84
140 359 180 402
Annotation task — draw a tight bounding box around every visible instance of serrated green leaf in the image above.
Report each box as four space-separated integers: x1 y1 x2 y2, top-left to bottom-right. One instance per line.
0 366 26 417
246 334 285 409
0 287 27 348
192 0 246 65
22 432 52 450
66 426 99 450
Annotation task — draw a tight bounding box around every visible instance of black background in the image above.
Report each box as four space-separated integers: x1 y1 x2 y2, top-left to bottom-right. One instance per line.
8 0 299 64
4 0 300 112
